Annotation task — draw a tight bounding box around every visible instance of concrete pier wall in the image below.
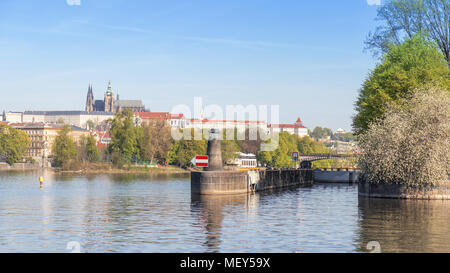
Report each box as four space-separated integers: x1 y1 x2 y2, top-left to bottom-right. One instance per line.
255 169 313 192
191 169 314 195
191 171 248 195
313 170 360 183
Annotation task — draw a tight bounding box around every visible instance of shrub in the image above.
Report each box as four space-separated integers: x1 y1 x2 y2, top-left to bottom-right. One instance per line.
358 86 450 187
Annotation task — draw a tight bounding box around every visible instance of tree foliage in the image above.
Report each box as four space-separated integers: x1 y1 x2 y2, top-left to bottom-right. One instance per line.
221 139 240 165
52 125 77 168
78 135 99 162
166 129 207 168
235 128 265 155
165 129 244 168
108 109 141 164
86 120 95 131
331 132 356 142
353 35 450 135
366 0 450 63
0 125 30 165
258 133 331 168
309 126 333 140
140 120 173 164
358 86 450 187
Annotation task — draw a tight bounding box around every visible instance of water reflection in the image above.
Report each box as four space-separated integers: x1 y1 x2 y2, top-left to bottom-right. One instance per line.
357 197 450 253
191 193 257 252
3 170 450 253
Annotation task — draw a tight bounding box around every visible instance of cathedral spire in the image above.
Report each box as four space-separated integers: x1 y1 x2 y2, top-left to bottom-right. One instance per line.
86 84 94 112
106 80 113 95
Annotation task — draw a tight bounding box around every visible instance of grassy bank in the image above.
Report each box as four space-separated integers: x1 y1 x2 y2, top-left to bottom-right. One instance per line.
55 162 190 174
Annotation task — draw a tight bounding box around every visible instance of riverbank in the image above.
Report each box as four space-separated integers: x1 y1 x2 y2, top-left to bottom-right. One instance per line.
0 162 190 175
58 163 190 174
0 162 42 171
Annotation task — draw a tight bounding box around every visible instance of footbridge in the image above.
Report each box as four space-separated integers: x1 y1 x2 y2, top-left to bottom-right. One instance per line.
299 153 356 168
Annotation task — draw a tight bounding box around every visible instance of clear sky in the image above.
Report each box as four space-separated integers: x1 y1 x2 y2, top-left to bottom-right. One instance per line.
0 0 381 131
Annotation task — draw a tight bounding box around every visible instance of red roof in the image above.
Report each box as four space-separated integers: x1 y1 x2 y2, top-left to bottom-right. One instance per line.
169 114 185 119
90 131 111 149
135 112 170 119
269 124 306 129
135 112 186 120
269 117 306 129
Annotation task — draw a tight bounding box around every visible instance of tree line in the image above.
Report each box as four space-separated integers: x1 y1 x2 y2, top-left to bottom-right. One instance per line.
257 132 350 169
0 124 30 165
308 126 356 142
106 109 256 169
1 110 349 170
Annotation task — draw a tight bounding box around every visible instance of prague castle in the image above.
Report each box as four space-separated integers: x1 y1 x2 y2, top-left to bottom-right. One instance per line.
2 81 148 129
85 81 146 113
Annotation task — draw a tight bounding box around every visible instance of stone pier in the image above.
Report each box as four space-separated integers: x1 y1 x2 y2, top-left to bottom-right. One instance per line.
190 129 314 195
191 130 248 195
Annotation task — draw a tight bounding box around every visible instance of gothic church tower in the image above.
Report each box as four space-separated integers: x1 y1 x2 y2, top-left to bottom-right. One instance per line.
85 84 94 112
104 81 115 113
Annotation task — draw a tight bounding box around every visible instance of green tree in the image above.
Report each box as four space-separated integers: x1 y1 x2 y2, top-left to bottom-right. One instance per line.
309 126 333 140
221 139 240 165
298 136 330 154
166 129 206 168
258 133 298 168
366 0 450 63
86 120 95 131
85 135 99 162
108 109 140 164
52 125 77 168
258 134 333 169
235 128 264 155
166 133 207 168
0 125 30 165
140 120 173 164
353 35 450 135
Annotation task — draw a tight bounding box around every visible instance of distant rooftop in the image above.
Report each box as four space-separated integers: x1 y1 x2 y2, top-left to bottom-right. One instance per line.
136 112 170 119
116 100 144 108
9 122 88 131
23 110 114 116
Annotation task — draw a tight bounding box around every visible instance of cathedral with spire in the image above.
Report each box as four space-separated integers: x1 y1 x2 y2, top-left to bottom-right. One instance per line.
85 81 146 113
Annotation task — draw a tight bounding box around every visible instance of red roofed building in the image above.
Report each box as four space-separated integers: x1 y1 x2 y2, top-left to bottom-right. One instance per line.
187 119 268 132
90 131 111 149
134 112 187 128
268 117 308 137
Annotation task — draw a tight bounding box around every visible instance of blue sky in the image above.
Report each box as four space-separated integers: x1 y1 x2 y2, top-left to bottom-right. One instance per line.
0 0 380 131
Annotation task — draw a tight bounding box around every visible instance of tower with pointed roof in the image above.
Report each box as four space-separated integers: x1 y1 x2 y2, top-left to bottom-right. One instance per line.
85 84 94 112
295 117 303 126
104 81 115 113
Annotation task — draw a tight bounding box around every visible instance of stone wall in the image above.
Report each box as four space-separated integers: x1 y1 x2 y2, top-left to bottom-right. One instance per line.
0 162 42 170
255 169 313 192
358 178 450 200
191 171 248 195
191 169 314 195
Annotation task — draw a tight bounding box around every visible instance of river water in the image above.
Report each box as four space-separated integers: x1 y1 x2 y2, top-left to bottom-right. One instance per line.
0 171 449 253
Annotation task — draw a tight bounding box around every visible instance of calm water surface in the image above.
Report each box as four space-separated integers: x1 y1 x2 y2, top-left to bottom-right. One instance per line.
1 170 449 253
